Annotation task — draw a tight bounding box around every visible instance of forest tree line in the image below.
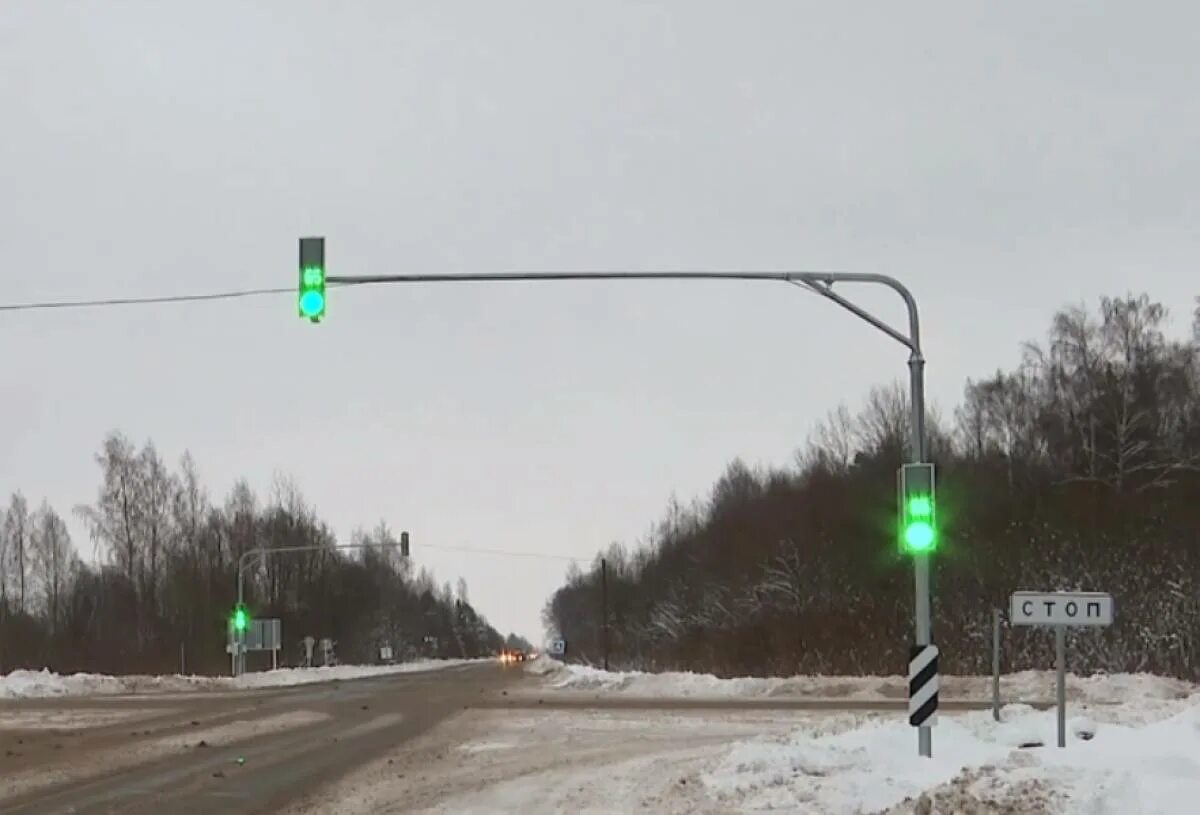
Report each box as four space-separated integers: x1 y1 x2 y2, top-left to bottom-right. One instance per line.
0 435 512 675
544 293 1200 679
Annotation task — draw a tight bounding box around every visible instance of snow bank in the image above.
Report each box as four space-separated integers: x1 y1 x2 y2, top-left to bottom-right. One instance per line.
0 669 132 699
702 700 1200 813
528 657 1199 704
0 659 475 699
226 660 475 690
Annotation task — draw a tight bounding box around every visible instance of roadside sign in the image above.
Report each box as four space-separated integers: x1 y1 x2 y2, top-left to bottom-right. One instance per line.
548 639 566 656
1008 590 1115 748
244 618 283 650
1009 592 1113 626
380 646 394 662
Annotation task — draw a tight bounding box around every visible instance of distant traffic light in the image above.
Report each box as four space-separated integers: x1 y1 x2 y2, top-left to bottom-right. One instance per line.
232 603 249 633
298 237 326 322
899 463 937 554
400 531 410 558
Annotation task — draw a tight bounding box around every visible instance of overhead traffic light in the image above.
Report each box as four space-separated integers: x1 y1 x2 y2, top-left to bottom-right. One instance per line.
899 463 937 554
232 602 249 634
298 237 326 322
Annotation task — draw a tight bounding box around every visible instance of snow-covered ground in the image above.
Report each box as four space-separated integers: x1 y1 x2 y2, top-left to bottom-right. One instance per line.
289 693 1200 814
0 659 476 699
703 699 1200 813
526 655 1199 705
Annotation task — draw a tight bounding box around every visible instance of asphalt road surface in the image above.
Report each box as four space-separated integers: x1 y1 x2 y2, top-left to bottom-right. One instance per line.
0 664 1037 814
0 663 525 815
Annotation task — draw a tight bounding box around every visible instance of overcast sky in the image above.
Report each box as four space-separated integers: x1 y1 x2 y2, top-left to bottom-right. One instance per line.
2 2 1198 641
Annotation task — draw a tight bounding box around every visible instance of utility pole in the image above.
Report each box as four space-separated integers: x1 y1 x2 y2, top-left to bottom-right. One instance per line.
601 558 610 671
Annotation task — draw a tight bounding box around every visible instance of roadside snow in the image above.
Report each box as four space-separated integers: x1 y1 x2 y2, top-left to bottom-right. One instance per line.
703 700 1200 813
0 659 475 699
527 656 1199 704
228 660 476 690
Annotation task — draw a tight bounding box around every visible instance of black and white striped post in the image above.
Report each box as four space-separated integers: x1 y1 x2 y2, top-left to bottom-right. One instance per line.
908 644 939 730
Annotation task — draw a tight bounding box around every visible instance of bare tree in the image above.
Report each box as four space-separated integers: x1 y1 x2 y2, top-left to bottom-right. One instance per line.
856 382 909 461
4 493 31 614
31 502 73 633
77 432 142 585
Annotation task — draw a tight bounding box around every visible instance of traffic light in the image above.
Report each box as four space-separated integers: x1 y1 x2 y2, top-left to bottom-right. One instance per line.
298 237 326 322
232 603 249 634
899 463 937 554
400 531 410 558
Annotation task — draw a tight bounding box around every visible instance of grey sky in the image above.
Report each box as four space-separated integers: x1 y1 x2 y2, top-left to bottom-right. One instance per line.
2 2 1198 640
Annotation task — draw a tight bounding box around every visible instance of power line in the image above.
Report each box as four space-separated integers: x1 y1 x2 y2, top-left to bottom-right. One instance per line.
0 286 296 313
417 542 588 563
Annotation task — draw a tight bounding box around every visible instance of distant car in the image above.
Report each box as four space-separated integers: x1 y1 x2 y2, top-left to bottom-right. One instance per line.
498 648 527 664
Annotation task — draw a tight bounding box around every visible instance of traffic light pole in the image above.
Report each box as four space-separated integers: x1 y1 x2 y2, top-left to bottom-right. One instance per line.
909 349 932 758
234 540 410 677
323 268 932 755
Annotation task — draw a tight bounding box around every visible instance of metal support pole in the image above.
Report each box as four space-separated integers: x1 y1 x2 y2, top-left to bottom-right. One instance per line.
601 558 610 671
236 558 245 677
908 353 932 758
1056 624 1066 748
992 609 1002 721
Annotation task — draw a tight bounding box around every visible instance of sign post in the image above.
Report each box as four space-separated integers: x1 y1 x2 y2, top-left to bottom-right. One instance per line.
992 608 1003 722
1009 591 1114 747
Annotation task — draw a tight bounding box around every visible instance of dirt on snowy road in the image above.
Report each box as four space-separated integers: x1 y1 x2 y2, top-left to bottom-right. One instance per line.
0 662 521 814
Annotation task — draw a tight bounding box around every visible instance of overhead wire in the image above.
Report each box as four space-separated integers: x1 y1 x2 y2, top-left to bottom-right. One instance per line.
0 286 295 312
407 542 589 564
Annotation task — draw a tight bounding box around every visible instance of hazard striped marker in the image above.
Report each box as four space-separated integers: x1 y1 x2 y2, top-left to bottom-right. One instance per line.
908 644 939 727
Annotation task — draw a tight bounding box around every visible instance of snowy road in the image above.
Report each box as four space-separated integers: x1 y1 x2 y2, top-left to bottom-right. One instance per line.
1 659 1197 813
0 661 515 814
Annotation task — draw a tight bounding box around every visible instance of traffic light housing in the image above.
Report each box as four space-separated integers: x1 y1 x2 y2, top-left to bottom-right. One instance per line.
899 463 937 554
299 237 326 322
232 602 249 634
400 531 410 558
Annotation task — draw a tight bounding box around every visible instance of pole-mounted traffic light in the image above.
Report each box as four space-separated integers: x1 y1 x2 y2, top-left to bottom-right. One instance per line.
232 602 249 634
299 237 326 322
400 531 410 558
899 462 937 554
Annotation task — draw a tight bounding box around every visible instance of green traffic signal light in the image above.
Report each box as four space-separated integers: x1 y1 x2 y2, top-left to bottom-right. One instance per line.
899 463 937 555
299 281 325 318
299 237 326 321
903 498 936 552
232 605 248 633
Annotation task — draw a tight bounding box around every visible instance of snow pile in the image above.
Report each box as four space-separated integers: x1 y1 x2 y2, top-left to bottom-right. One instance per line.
0 669 131 699
523 654 563 676
227 660 475 689
0 659 475 699
530 658 886 698
702 701 1200 813
532 659 1199 704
